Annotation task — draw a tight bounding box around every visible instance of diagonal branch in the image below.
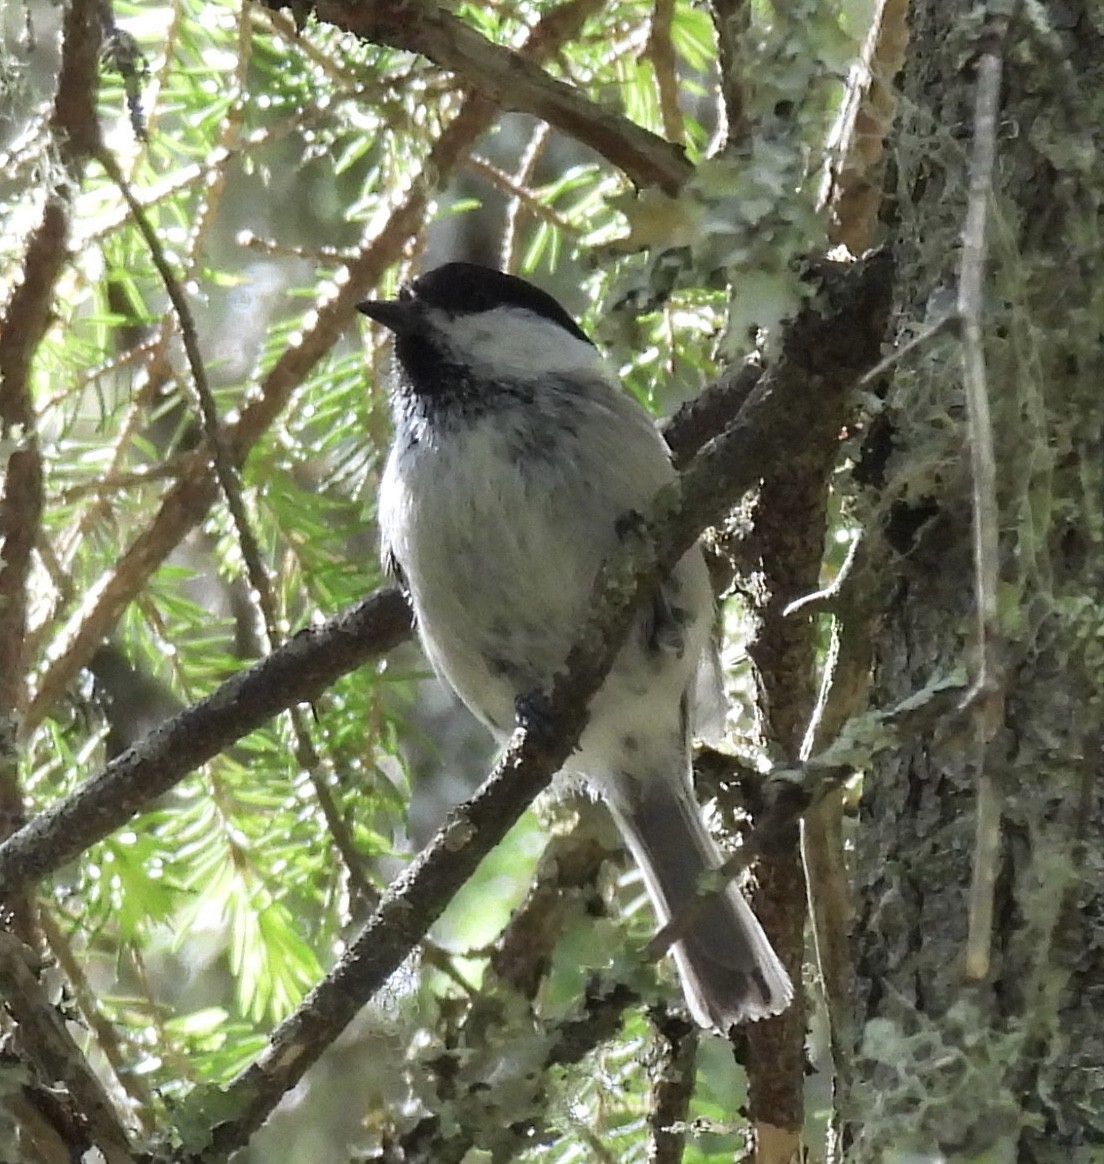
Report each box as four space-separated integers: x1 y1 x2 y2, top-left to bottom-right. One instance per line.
265 0 693 193
0 590 412 896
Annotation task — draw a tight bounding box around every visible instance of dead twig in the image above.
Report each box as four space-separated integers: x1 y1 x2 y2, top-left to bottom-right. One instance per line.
959 18 1009 983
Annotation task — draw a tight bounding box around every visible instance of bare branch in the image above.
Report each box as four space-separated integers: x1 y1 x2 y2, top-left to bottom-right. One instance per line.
0 590 412 896
960 20 1009 983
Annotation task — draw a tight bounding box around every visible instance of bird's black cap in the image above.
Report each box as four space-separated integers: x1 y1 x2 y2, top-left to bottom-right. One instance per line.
357 262 592 346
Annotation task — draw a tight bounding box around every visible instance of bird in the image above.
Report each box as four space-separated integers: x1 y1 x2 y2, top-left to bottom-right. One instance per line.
358 261 793 1028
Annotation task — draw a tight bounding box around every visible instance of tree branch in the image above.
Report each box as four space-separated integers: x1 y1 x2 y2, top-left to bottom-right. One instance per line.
0 590 412 896
266 0 693 193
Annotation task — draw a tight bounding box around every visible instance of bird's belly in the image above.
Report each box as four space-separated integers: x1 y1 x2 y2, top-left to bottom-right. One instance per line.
395 426 609 735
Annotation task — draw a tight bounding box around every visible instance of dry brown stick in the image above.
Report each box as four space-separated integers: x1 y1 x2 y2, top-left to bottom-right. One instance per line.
267 0 693 194
24 0 601 738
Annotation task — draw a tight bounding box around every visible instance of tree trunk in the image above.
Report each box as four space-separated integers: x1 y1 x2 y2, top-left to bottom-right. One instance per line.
847 3 1104 1160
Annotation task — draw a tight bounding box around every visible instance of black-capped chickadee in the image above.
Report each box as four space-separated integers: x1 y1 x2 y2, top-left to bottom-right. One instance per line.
359 262 792 1028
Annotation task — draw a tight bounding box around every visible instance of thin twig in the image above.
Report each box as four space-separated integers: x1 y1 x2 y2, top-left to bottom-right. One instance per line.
959 36 1004 706
97 147 365 910
94 144 277 650
959 21 1009 983
38 909 158 1133
488 123 554 272
645 0 684 145
103 131 377 912
856 312 959 389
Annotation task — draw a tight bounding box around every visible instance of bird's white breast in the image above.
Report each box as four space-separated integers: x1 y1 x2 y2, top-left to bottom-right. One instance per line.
379 369 687 735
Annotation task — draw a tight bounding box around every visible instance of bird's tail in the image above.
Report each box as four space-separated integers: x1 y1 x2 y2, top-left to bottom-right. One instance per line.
611 776 793 1029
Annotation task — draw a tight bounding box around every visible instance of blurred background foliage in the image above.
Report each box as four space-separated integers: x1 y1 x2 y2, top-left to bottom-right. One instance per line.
0 0 875 1158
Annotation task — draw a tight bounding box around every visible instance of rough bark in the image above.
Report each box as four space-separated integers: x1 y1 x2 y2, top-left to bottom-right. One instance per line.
847 4 1104 1161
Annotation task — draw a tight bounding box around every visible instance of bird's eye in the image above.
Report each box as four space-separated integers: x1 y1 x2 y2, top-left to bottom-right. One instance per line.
398 282 416 302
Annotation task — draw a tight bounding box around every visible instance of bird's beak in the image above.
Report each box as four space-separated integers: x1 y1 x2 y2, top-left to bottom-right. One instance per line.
357 297 419 336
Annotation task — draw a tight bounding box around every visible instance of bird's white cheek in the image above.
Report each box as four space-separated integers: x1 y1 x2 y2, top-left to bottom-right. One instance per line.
435 307 606 384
